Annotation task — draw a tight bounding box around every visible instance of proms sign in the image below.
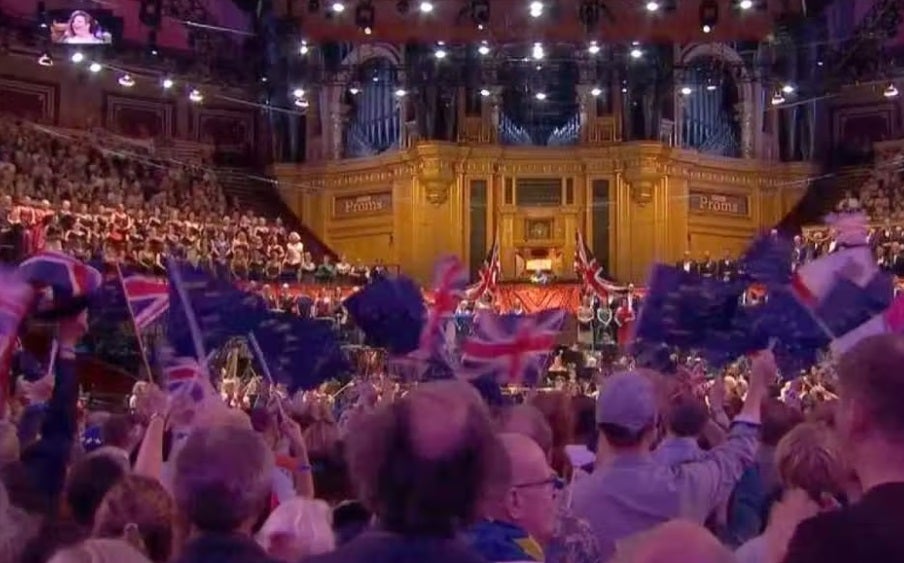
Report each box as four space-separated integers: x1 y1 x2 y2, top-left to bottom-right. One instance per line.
334 192 393 217
689 191 749 216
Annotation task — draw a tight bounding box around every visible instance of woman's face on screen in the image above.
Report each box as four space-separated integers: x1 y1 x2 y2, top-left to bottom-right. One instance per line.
71 14 90 35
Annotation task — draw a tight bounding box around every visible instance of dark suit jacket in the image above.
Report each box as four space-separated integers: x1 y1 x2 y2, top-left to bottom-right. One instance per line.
307 531 488 563
783 482 904 563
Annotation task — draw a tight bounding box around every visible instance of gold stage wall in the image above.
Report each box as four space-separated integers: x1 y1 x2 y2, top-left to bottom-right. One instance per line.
272 142 814 284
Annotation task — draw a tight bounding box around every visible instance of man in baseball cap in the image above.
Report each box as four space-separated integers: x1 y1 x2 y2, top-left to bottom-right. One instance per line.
572 354 772 561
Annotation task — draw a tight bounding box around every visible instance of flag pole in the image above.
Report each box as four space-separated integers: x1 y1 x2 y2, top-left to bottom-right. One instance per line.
167 258 211 380
115 263 155 383
247 331 286 419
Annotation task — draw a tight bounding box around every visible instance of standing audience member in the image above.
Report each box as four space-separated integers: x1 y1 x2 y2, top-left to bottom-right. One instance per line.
652 396 709 465
307 380 498 563
47 538 152 563
465 432 557 561
171 425 281 563
257 497 335 562
781 334 904 562
571 351 770 560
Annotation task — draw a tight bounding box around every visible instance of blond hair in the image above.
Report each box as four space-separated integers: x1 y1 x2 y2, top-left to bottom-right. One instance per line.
775 422 847 498
257 497 335 561
92 476 177 563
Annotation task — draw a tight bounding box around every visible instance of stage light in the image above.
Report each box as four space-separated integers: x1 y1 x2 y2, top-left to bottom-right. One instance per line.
300 41 310 55
331 1 345 12
478 42 491 55
529 0 543 17
293 87 305 97
781 84 795 94
480 88 490 97
885 84 899 98
189 89 204 103
419 1 434 12
355 1 374 33
37 52 53 67
630 47 642 59
699 0 718 33
588 41 600 55
531 42 544 60
591 87 602 96
739 0 753 8
706 83 718 91
118 74 135 88
294 98 310 108
680 86 692 95
89 62 102 73
70 51 84 64
394 88 407 97
349 86 360 94
162 77 174 89
621 87 627 93
771 91 785 105
645 0 659 10
535 92 547 100
435 46 447 59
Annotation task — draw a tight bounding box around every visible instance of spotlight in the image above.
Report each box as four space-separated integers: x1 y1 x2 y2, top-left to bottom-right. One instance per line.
739 0 753 8
189 89 204 103
480 88 490 97
162 77 174 89
434 47 447 59
70 51 84 64
419 1 433 12
770 91 785 105
331 1 345 12
394 88 407 97
706 83 718 91
89 62 102 73
630 47 642 59
355 1 374 33
300 41 310 55
118 74 135 88
478 42 491 55
591 87 602 96
349 86 360 94
294 98 310 108
529 0 543 17
884 84 899 98
531 42 544 60
680 86 692 95
645 0 659 10
293 87 305 97
535 92 546 100
588 41 600 55
781 84 795 94
37 52 53 66
396 0 410 13
699 0 718 33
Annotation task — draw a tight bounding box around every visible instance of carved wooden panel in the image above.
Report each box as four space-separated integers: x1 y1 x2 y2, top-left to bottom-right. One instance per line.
0 77 58 123
103 94 174 138
194 108 255 150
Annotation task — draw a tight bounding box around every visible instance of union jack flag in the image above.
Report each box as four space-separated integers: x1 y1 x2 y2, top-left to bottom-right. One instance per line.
19 250 102 298
468 232 501 301
164 356 206 403
122 275 169 330
574 231 625 302
420 256 469 353
462 308 566 385
831 293 904 356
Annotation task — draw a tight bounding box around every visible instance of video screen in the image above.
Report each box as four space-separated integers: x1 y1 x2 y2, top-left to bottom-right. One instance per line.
47 9 119 45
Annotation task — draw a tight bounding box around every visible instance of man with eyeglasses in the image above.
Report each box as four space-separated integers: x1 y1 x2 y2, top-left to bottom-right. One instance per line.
465 433 562 562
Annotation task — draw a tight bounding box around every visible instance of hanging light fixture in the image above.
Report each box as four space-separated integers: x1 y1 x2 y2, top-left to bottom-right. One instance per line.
884 83 899 98
37 52 53 66
189 89 204 103
118 74 135 87
771 90 785 105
